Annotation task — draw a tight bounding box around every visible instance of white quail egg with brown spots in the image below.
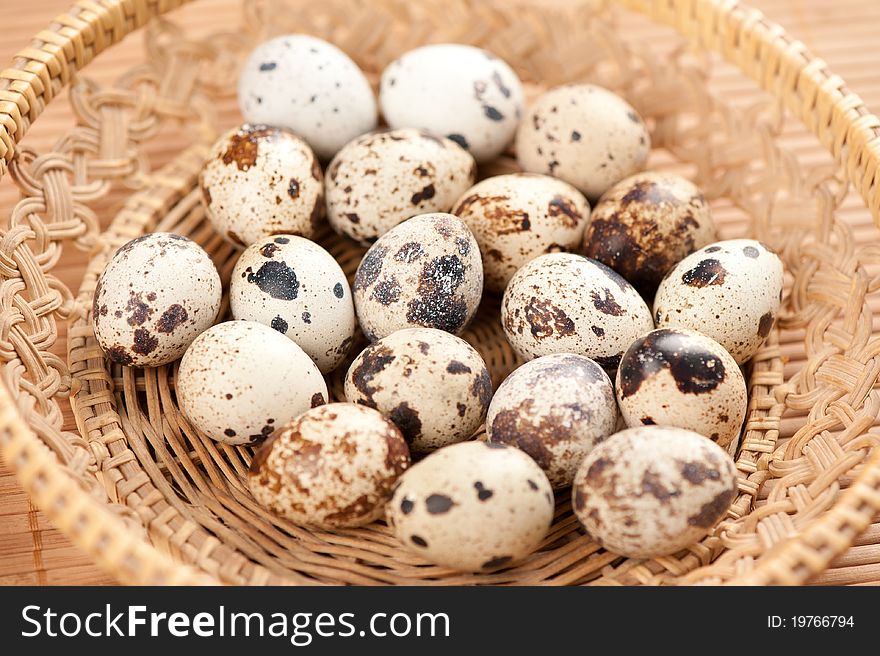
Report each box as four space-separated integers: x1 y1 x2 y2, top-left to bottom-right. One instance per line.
517 84 650 199
616 327 746 450
237 34 377 160
583 171 717 297
199 124 324 247
326 128 476 244
380 44 525 163
177 321 328 446
248 403 410 529
572 426 739 558
452 173 590 293
487 354 617 489
92 233 221 368
230 235 355 373
501 253 654 369
387 441 554 572
653 239 784 364
344 328 492 453
352 213 482 341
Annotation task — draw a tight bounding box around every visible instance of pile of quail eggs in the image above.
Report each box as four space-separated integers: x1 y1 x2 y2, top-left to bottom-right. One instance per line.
91 34 785 574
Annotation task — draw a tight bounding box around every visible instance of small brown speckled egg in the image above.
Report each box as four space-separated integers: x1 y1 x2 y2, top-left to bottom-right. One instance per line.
616 328 746 449
325 129 476 244
177 321 328 445
353 213 482 341
452 173 590 293
583 172 717 297
517 84 650 199
387 441 554 572
230 235 355 373
486 354 617 489
501 253 654 369
653 239 784 364
93 233 221 368
572 426 739 558
344 328 492 453
248 403 410 529
199 124 323 247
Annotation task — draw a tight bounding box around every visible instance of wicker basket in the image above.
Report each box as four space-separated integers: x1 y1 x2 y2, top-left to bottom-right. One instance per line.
1 0 880 586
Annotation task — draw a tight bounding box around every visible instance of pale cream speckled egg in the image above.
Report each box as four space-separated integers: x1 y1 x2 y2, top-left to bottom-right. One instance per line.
325 129 476 244
452 173 590 293
486 354 617 489
616 327 746 450
199 124 323 247
572 426 739 558
501 253 654 369
93 233 221 368
177 321 328 446
517 84 650 199
248 403 410 529
344 328 492 453
352 213 482 341
387 441 554 572
230 235 355 373
653 239 784 364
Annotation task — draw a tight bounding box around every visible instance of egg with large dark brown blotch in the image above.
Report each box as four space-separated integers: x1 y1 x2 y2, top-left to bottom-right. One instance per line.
583 172 717 297
451 173 590 293
616 327 746 450
653 239 784 364
572 426 739 558
353 213 482 341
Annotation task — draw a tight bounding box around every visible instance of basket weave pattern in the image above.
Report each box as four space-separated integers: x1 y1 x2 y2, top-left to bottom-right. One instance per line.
1 0 879 585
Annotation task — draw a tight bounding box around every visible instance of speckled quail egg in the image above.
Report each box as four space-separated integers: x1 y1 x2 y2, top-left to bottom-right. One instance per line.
344 328 492 453
326 129 476 244
517 84 650 199
248 403 410 529
486 354 617 489
230 235 355 373
93 233 221 368
583 171 717 296
616 327 746 449
452 173 590 293
177 321 328 445
380 44 525 162
387 440 554 572
353 213 482 341
237 34 377 160
501 253 654 369
572 425 739 558
653 239 784 364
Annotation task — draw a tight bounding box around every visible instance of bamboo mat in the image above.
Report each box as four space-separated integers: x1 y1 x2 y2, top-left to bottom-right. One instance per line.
1 0 879 586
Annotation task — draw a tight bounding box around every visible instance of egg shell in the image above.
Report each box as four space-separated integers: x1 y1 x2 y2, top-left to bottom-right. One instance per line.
452 173 590 293
380 44 525 162
237 34 377 160
344 328 492 453
326 129 476 244
653 239 784 364
516 84 650 199
501 253 654 369
176 321 328 445
199 125 323 248
387 441 554 572
616 327 746 449
572 426 738 558
230 235 355 373
352 213 482 341
486 354 617 489
583 171 717 296
248 403 410 529
93 233 221 368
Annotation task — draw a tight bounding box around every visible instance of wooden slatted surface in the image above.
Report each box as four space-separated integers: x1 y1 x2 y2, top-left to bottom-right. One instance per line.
0 0 878 586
